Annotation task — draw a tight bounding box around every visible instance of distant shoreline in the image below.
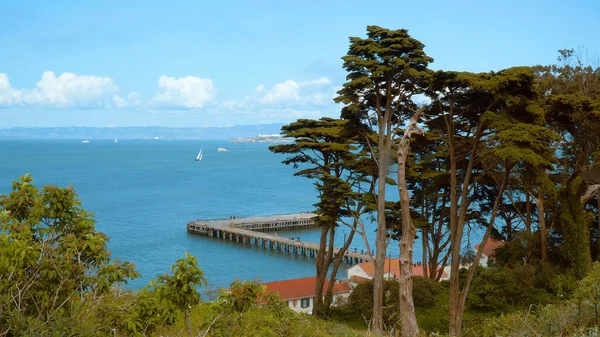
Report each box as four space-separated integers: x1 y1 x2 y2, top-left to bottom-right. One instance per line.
0 124 286 141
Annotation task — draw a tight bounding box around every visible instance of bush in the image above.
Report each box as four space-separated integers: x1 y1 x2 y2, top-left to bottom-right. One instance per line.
468 265 550 312
413 276 442 308
479 263 600 336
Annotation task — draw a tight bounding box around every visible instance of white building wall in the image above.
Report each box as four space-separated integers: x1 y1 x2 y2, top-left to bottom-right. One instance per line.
285 293 350 313
332 291 351 305
479 254 490 268
286 297 313 314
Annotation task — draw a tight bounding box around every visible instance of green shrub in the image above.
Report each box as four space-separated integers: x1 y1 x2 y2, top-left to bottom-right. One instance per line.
468 265 550 312
413 276 442 308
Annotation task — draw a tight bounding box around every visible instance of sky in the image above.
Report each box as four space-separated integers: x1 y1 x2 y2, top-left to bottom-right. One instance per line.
1 0 599 128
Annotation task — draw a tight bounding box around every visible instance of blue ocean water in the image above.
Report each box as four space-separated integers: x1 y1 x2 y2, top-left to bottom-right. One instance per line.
0 139 413 290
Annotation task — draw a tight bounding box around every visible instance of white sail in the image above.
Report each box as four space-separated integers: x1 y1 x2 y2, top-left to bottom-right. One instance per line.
195 148 203 161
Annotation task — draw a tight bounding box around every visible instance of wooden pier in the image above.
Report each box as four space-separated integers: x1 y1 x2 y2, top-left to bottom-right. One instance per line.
187 213 371 265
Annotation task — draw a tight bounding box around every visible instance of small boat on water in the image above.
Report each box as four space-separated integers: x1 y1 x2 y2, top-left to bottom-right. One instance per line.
81 140 90 143
114 138 118 143
217 147 228 152
195 147 203 161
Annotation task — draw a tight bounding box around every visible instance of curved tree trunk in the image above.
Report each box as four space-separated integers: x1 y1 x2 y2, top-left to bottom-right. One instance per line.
325 228 357 308
313 226 331 317
455 169 510 334
422 226 428 279
396 108 424 337
372 161 388 332
537 192 547 263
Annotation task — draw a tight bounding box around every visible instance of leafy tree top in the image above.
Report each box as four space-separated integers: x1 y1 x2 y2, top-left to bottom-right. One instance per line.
335 26 433 127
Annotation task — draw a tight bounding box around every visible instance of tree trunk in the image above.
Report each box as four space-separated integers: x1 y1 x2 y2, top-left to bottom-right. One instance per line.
313 226 330 317
429 192 449 281
185 310 192 337
443 95 462 336
455 168 510 334
372 156 389 333
447 142 461 337
538 191 547 263
525 193 532 233
448 122 482 336
325 228 357 307
422 226 428 279
597 190 600 261
321 226 337 311
395 108 423 337
397 170 417 335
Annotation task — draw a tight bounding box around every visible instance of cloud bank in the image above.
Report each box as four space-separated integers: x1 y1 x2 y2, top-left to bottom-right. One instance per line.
0 71 341 121
0 71 118 108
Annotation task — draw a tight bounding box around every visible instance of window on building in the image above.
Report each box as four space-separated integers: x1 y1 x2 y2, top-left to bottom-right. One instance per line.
301 298 310 308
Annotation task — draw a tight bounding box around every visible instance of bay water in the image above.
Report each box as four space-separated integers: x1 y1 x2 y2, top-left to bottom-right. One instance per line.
0 139 415 291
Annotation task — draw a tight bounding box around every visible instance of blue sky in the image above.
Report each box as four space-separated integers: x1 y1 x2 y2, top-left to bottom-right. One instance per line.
1 0 599 128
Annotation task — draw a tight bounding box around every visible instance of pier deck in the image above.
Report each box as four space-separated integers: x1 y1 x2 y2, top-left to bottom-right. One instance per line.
187 213 372 265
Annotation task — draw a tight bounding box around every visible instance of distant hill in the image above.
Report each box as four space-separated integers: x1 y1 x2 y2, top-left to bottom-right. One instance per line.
0 124 286 140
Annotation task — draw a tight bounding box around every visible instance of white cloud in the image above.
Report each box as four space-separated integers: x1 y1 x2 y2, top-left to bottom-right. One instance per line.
127 92 141 107
220 76 340 121
259 80 300 104
112 95 128 108
0 74 10 89
150 75 216 109
0 72 340 124
112 92 142 109
0 74 21 106
0 71 118 108
304 77 331 86
256 77 335 108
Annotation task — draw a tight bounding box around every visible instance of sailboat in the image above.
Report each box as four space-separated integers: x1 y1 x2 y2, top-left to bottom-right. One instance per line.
114 138 118 143
195 147 203 161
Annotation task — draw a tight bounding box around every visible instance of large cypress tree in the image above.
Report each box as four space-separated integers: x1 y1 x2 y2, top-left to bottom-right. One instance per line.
335 26 432 333
270 118 358 318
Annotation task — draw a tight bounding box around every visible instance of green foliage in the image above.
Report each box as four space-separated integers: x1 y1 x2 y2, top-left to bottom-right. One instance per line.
478 263 600 336
153 252 207 336
560 176 595 279
335 25 433 123
208 304 369 337
121 253 207 336
412 276 442 308
343 277 442 330
154 252 207 312
122 287 178 336
0 174 139 336
217 279 266 313
269 118 358 228
468 265 551 312
573 262 600 324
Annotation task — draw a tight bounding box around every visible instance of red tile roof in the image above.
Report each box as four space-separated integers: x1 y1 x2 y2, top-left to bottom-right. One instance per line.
356 259 400 276
356 258 446 278
391 265 448 279
474 238 505 258
262 276 351 301
348 275 371 284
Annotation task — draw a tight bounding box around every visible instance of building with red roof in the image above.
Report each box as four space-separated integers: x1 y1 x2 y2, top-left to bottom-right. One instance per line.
474 238 505 267
347 258 449 283
262 276 352 314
